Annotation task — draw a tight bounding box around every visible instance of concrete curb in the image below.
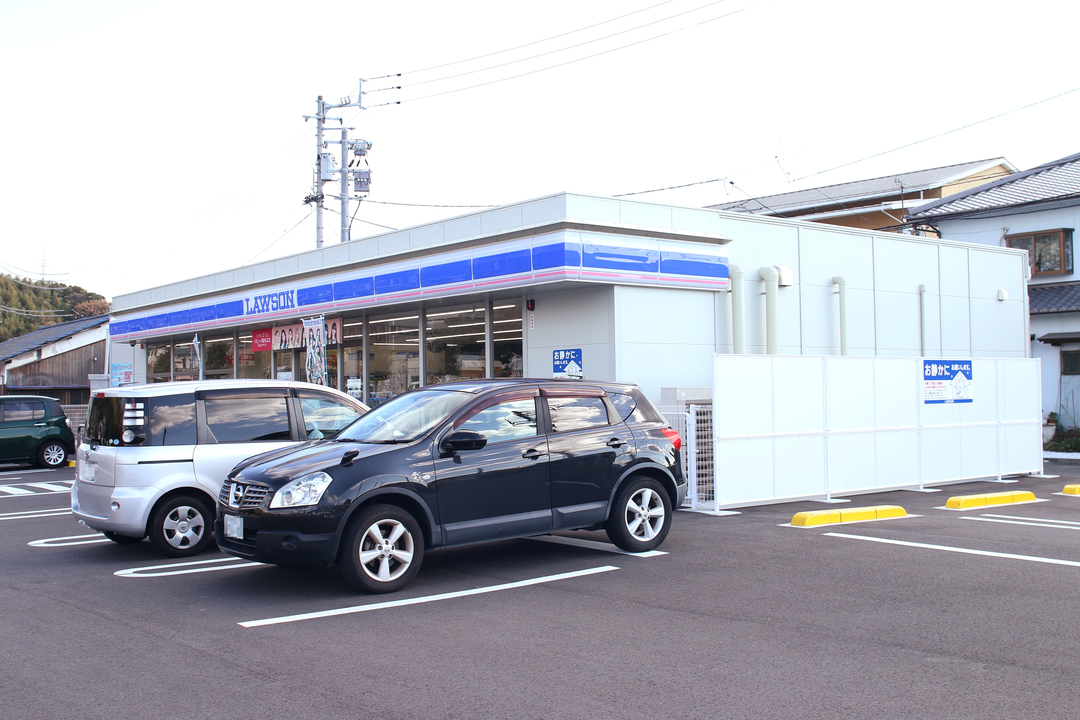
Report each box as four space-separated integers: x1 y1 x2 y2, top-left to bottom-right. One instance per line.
945 490 1036 509
791 505 907 527
1044 452 1080 460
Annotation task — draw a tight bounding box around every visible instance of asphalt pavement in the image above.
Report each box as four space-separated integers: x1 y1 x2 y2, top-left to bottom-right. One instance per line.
2 461 1080 719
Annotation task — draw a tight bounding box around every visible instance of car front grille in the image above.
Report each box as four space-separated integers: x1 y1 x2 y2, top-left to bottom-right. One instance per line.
218 481 270 510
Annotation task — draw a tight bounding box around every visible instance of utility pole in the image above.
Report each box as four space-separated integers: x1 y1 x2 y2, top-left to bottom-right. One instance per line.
303 81 373 249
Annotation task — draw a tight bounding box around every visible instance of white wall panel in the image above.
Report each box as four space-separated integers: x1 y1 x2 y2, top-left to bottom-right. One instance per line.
938 246 970 297
960 425 998 478
828 432 876 493
773 357 825 435
714 356 773 437
940 295 972 355
827 357 876 432
875 291 922 355
875 430 919 488
874 238 940 295
709 355 1042 509
969 250 1025 300
875 357 919 428
715 438 774 505
798 228 875 290
774 436 826 497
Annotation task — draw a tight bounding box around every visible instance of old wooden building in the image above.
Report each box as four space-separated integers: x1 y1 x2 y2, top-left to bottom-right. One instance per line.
0 315 108 406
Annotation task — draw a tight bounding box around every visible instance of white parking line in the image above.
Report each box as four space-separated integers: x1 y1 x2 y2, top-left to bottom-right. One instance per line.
240 565 621 628
960 515 1080 531
526 535 668 557
24 482 74 493
982 513 1080 526
0 486 35 496
1 507 70 521
115 557 264 578
0 469 53 478
826 532 1080 568
29 533 112 547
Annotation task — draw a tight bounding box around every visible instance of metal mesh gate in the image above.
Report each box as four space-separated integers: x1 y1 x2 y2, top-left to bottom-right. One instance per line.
660 403 713 510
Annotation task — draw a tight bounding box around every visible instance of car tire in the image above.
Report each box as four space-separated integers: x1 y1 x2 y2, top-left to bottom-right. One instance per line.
149 496 214 557
604 476 672 552
103 531 144 544
37 441 67 468
339 504 424 594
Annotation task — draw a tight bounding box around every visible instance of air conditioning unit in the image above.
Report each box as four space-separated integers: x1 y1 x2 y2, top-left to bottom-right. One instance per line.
660 387 712 407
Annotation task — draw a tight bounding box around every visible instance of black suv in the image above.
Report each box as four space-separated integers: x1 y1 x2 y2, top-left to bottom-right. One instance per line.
216 379 684 593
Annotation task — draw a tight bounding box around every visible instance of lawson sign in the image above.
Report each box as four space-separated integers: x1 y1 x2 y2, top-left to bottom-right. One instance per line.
244 289 297 316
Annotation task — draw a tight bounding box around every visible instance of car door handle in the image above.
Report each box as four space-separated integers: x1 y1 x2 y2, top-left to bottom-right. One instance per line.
522 448 547 460
606 438 626 448
34 422 47 427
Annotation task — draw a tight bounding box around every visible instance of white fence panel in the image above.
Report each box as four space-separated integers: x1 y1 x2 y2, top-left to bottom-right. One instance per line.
708 355 1043 509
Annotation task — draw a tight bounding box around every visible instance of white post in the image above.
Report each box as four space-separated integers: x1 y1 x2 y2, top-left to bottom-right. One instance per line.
315 96 325 250
730 264 746 354
833 276 848 356
686 405 697 509
759 266 780 355
340 126 350 244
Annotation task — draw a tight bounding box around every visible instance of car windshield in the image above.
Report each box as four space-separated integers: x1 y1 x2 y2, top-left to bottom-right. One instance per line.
337 389 472 443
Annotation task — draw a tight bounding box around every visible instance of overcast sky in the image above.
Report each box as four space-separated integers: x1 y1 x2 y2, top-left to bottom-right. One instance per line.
2 0 1078 301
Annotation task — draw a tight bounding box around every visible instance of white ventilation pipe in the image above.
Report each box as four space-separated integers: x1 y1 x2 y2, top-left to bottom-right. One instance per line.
832 276 848 356
729 264 746 354
918 284 927 356
759 266 780 354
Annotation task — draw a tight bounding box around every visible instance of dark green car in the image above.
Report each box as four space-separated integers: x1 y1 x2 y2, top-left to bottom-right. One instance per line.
0 395 75 468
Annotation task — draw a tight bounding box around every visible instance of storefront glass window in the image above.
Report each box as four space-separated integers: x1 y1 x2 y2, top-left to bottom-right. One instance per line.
368 311 419 406
237 334 271 379
492 300 524 377
426 304 486 386
274 350 294 381
341 337 364 401
204 334 234 379
173 337 199 381
326 347 339 389
147 342 171 383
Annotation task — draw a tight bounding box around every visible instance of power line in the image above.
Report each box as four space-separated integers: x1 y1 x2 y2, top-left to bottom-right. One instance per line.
390 0 732 91
363 199 498 209
0 275 69 291
615 177 730 197
322 204 398 231
794 85 1080 182
0 261 67 277
390 0 680 77
364 4 750 107
0 304 72 318
243 210 315 266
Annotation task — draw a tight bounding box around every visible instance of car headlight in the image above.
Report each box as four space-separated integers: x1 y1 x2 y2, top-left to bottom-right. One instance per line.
270 472 333 509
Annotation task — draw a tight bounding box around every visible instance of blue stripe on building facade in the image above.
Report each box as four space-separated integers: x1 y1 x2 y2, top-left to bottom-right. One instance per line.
109 238 726 337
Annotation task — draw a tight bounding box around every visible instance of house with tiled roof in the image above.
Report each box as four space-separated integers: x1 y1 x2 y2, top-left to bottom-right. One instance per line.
906 151 1080 424
0 315 109 405
708 158 1016 232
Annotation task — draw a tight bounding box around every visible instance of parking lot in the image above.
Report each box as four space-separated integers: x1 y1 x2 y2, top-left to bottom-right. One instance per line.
3 462 1080 720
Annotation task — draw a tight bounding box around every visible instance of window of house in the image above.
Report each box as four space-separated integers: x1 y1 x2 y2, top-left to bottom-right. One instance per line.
1006 229 1073 277
1062 350 1080 376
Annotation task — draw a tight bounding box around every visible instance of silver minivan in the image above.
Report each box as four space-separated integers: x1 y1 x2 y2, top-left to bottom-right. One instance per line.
72 379 368 557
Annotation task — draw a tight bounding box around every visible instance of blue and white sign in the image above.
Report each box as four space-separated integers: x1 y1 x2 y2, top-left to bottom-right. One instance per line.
553 349 582 379
923 360 973 404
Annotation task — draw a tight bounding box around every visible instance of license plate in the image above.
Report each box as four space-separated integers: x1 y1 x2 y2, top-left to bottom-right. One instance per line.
224 514 244 539
79 461 96 483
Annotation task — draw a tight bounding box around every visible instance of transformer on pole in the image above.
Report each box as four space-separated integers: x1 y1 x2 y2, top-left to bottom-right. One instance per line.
303 80 374 249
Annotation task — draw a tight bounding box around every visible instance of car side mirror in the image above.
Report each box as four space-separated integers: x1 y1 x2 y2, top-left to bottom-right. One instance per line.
440 429 487 456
